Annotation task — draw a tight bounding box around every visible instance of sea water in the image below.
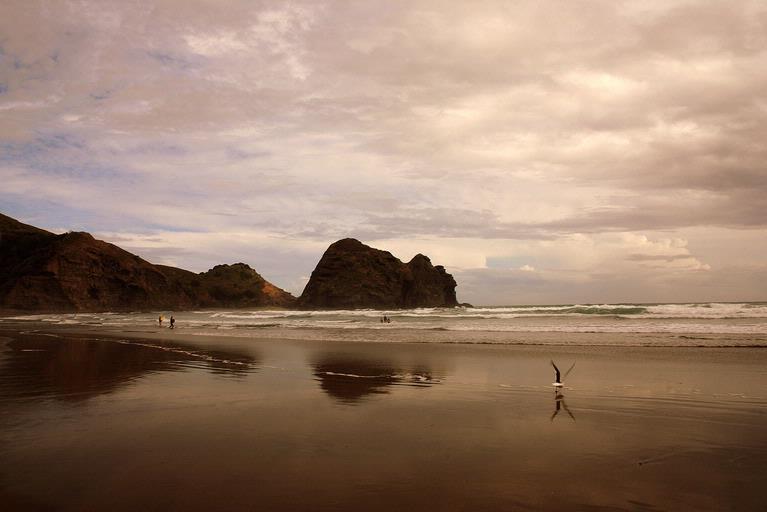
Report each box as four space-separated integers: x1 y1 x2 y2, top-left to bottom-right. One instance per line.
4 302 767 346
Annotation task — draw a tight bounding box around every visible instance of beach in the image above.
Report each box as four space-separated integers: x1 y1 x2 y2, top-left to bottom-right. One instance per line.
4 0 767 509
1 312 766 511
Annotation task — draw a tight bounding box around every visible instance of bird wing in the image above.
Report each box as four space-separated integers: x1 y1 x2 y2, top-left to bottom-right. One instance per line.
564 361 576 379
550 360 560 373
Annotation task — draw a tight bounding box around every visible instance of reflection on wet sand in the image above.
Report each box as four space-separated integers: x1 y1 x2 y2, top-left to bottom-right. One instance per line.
0 327 766 511
0 331 260 404
551 388 575 422
312 355 440 404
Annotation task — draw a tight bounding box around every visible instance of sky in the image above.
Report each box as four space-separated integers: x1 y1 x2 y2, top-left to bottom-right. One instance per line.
1 0 766 305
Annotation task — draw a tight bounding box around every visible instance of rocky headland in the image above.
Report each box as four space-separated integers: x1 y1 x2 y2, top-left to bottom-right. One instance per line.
298 238 458 309
1 214 461 312
0 213 295 311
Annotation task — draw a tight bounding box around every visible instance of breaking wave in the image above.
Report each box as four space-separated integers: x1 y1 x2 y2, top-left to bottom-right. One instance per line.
3 302 766 337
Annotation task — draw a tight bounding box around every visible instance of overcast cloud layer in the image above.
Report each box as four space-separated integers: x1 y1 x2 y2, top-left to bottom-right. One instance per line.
1 0 766 304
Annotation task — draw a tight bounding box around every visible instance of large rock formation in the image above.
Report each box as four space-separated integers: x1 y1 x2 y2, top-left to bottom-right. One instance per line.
0 213 296 312
298 238 458 309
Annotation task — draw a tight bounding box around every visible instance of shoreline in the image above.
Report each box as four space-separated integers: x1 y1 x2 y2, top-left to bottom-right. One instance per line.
2 323 766 511
2 318 766 349
4 322 767 379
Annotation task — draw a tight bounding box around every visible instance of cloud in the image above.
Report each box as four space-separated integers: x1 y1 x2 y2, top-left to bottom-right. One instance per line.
625 253 697 262
0 0 765 303
454 262 767 306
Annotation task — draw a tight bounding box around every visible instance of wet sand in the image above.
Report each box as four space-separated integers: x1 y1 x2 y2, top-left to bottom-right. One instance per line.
1 324 766 511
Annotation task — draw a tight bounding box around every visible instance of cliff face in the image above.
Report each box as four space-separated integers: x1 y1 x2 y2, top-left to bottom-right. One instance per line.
162 263 296 309
0 213 296 312
402 254 458 308
298 238 458 309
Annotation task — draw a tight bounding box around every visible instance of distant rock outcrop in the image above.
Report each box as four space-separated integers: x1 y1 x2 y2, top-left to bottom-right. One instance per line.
0 213 296 312
298 238 458 309
162 263 296 309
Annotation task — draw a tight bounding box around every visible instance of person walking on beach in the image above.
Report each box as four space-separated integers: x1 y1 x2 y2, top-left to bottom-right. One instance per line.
169 316 175 329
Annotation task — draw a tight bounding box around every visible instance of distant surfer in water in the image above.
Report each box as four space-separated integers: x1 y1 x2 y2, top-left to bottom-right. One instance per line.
158 315 163 327
170 316 175 329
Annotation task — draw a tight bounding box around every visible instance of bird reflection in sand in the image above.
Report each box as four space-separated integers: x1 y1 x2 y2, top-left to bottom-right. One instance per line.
551 387 575 422
312 355 440 404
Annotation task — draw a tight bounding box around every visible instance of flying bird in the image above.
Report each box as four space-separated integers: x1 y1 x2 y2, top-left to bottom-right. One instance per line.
550 360 575 387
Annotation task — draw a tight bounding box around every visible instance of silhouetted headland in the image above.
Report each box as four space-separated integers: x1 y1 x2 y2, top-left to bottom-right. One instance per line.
0 213 463 312
298 238 459 309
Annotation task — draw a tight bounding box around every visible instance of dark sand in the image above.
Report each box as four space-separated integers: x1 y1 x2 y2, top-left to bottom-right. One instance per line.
1 323 766 511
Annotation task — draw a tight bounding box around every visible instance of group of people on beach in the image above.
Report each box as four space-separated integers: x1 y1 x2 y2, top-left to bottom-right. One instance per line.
158 315 175 329
380 315 392 323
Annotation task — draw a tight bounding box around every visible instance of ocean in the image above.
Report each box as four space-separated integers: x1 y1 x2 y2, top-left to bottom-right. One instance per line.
4 302 767 346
